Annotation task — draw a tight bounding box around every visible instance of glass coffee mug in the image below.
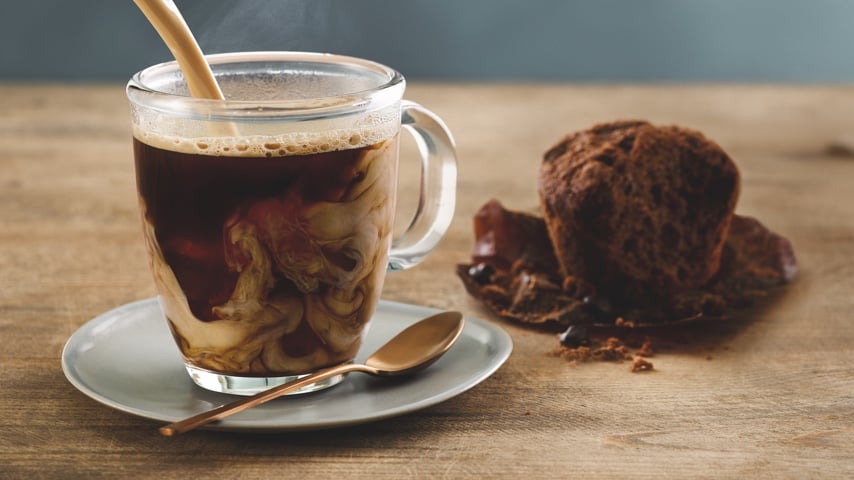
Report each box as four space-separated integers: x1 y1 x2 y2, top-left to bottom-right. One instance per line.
126 52 456 395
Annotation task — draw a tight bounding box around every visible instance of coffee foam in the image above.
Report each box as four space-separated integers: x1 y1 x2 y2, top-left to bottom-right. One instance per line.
133 121 398 157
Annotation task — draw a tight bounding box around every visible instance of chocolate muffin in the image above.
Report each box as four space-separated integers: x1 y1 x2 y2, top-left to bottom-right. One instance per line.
538 120 740 305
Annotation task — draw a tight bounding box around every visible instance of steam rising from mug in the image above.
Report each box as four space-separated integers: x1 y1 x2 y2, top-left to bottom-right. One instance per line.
187 0 346 53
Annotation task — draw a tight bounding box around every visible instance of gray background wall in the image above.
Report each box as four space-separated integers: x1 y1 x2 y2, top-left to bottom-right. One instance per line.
1 0 853 82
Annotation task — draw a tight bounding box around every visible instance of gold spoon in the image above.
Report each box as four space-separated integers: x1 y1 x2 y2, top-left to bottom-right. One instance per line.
160 311 465 436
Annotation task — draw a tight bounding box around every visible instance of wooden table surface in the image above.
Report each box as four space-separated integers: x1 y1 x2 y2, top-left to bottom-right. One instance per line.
1 83 853 479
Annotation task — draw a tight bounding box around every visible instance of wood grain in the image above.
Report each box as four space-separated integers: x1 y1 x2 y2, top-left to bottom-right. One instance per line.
1 84 853 479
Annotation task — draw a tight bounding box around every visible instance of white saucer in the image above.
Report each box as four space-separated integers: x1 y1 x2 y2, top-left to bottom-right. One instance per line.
61 298 512 432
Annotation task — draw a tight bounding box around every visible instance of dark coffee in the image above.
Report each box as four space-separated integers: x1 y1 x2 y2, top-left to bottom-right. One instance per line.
134 134 399 376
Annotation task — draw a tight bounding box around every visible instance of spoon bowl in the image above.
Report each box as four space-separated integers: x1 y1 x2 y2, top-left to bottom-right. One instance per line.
160 311 465 436
366 311 465 375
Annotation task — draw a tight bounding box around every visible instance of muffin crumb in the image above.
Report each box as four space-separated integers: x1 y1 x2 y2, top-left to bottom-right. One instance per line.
636 339 655 357
631 358 654 373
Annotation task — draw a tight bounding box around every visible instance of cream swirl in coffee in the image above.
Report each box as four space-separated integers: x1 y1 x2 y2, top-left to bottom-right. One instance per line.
135 128 399 375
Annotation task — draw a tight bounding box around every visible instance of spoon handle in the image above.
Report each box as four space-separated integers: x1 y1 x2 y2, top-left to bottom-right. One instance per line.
160 363 363 436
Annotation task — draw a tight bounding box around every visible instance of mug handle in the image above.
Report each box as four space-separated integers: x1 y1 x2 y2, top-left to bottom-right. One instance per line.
387 100 457 271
